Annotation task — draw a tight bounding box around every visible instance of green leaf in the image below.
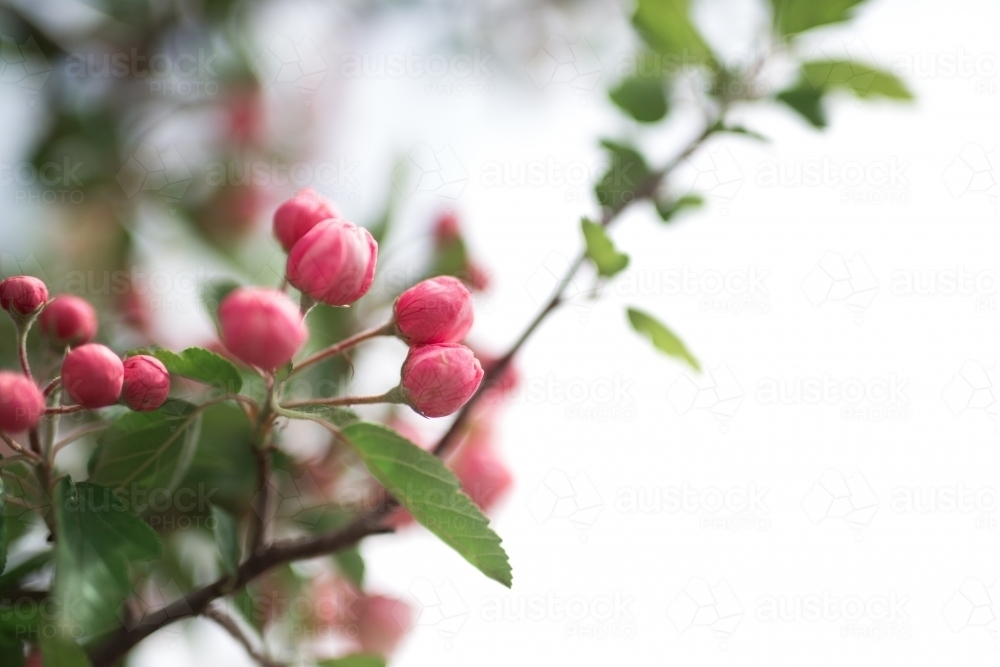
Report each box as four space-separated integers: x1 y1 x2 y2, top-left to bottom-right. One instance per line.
53 479 162 636
594 140 651 209
581 219 629 277
801 60 912 99
626 308 700 371
771 0 867 36
0 638 24 667
656 194 704 223
713 124 769 142
211 505 240 576
0 551 51 591
202 278 241 330
147 347 243 394
334 547 365 588
633 0 712 61
280 404 360 428
89 399 204 498
776 82 827 128
319 655 385 667
609 74 668 122
41 632 90 667
341 423 512 587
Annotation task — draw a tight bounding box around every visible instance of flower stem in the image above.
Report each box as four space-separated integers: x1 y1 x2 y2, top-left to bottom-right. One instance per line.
281 390 400 410
287 320 394 379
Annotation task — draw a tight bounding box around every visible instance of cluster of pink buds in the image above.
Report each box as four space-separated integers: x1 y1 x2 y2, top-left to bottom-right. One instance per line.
0 276 172 435
213 189 486 419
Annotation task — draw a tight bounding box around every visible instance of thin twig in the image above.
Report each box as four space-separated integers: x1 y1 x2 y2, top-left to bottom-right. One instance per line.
204 605 282 667
280 391 398 410
50 422 109 462
287 321 394 379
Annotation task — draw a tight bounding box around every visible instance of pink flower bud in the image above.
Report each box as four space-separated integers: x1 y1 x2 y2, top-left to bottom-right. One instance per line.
62 344 124 409
39 295 98 347
433 210 461 247
356 595 411 656
0 371 45 433
450 440 513 514
121 355 171 412
273 187 340 252
400 344 483 418
218 287 307 371
0 276 48 316
394 276 473 345
286 219 377 306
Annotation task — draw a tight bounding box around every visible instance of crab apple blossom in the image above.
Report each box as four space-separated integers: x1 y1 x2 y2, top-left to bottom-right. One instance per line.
61 344 125 409
0 275 48 317
400 343 483 418
355 595 412 656
219 287 308 371
0 371 46 433
286 219 377 306
39 295 98 347
273 187 340 252
394 276 474 345
121 355 171 412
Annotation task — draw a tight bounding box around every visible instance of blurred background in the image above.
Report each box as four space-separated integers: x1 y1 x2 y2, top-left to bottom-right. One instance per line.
0 0 997 665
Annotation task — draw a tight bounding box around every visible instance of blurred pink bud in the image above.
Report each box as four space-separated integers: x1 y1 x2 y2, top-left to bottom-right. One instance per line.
400 344 483 418
121 355 171 412
0 276 48 316
24 648 41 667
219 287 307 371
0 371 45 433
273 188 340 252
287 219 377 306
465 261 492 292
450 440 513 513
356 595 411 656
433 210 461 246
394 276 473 345
39 295 98 347
62 344 124 409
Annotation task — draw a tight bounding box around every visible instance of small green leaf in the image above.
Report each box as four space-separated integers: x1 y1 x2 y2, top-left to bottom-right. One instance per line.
334 547 365 588
319 655 385 667
41 631 91 667
776 82 827 128
594 140 651 209
801 60 912 100
713 124 769 142
609 74 668 122
147 347 243 394
771 0 867 36
53 479 162 636
581 219 629 277
211 505 240 576
89 399 204 497
656 194 704 223
627 307 700 371
633 0 712 62
341 423 512 587
280 404 360 428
